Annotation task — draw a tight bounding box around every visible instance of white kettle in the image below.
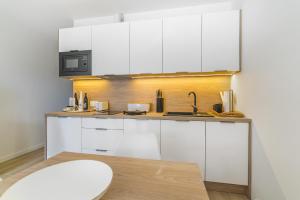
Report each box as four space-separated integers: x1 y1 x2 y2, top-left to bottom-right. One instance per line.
220 90 234 112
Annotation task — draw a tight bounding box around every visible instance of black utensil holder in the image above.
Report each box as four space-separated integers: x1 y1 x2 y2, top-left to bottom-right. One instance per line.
156 98 164 113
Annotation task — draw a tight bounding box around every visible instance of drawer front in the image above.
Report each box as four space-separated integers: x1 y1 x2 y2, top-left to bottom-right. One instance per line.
82 118 124 129
82 149 115 156
82 129 123 151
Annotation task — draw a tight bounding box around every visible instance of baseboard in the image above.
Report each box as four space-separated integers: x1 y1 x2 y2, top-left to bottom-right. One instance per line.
0 144 45 163
205 181 248 196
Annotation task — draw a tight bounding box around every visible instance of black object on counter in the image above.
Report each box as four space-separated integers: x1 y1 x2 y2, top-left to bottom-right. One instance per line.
123 111 147 115
74 93 79 107
213 103 223 113
83 93 89 111
156 89 164 113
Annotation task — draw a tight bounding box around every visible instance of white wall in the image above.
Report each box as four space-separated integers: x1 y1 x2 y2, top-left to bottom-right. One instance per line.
232 0 300 199
0 3 72 162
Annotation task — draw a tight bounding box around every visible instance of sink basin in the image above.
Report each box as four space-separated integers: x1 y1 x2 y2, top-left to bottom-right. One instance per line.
163 112 214 117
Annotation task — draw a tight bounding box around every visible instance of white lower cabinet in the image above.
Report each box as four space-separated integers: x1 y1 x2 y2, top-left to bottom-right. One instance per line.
161 120 206 176
206 122 249 185
124 119 161 147
82 128 123 155
46 116 249 186
81 118 124 156
46 117 82 159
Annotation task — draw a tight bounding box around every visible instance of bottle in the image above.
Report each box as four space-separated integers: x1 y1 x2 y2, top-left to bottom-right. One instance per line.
83 93 89 111
78 91 83 111
74 93 78 107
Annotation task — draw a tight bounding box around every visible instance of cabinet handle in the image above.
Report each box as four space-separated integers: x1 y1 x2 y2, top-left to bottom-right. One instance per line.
214 70 229 72
96 149 109 152
219 121 236 123
95 128 108 131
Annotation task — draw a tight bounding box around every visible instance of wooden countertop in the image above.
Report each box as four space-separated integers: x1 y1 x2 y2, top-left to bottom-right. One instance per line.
46 111 251 123
0 152 209 200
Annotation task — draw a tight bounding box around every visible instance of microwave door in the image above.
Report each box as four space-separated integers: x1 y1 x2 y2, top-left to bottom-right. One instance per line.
63 57 80 72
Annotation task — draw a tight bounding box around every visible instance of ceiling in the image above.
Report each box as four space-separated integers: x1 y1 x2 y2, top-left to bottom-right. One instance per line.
1 0 229 20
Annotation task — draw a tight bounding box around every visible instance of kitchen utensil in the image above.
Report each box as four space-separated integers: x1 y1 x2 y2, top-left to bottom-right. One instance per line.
220 90 233 112
156 89 164 113
213 103 223 113
123 111 147 115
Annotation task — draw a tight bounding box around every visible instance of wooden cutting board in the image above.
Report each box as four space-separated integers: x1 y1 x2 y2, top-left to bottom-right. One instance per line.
0 152 209 200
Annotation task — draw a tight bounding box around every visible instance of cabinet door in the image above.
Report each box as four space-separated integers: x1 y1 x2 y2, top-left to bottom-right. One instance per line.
124 119 161 147
163 15 202 73
202 10 240 72
206 122 248 185
92 23 130 75
161 120 206 176
130 19 163 74
46 117 82 159
82 118 124 130
59 26 91 52
82 129 123 152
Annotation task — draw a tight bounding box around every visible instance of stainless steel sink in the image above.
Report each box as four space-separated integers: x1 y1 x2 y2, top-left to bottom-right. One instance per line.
163 112 214 117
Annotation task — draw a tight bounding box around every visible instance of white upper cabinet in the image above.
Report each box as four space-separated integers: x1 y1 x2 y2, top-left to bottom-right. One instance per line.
130 19 163 74
59 26 91 52
58 10 240 75
163 15 202 73
161 120 206 176
92 23 130 75
206 121 248 185
202 10 240 72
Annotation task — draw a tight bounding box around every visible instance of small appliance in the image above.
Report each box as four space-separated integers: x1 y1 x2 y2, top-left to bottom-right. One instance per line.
90 101 109 112
128 104 150 112
59 50 92 76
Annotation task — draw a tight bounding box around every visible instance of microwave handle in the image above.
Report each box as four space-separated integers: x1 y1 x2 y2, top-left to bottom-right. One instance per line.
70 50 79 52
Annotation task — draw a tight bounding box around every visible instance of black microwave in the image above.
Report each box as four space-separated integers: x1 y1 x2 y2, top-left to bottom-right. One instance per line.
59 50 92 77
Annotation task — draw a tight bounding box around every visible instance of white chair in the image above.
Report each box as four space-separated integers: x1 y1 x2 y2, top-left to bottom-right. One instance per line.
115 133 161 160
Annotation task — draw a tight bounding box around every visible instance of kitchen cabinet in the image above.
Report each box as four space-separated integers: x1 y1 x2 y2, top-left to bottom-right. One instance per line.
82 128 123 156
161 120 206 176
46 117 82 159
92 23 130 75
124 119 161 148
206 121 248 185
130 19 163 74
82 118 124 130
59 26 91 52
81 118 124 156
202 10 240 72
163 15 202 73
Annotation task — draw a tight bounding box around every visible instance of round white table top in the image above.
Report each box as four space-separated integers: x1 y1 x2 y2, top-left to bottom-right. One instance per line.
0 160 113 200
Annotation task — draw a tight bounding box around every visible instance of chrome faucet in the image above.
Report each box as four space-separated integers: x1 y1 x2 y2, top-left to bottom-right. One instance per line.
188 91 198 113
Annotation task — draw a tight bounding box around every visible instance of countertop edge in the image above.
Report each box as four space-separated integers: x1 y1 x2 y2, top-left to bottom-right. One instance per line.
45 112 252 123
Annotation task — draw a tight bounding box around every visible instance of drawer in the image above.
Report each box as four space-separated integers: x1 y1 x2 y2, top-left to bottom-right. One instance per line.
82 128 123 151
82 118 124 129
82 149 115 156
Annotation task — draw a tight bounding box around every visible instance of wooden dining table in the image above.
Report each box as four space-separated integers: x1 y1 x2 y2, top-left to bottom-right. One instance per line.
0 152 209 200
